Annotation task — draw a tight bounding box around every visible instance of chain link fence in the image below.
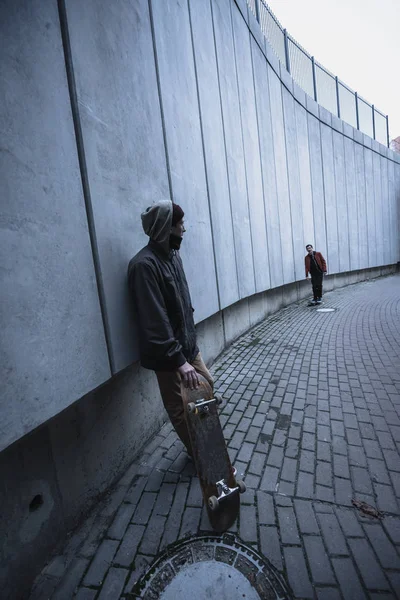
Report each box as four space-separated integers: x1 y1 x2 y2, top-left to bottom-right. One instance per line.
247 0 389 146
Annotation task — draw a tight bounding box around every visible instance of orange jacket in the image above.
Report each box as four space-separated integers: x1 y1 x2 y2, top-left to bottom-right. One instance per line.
305 251 327 277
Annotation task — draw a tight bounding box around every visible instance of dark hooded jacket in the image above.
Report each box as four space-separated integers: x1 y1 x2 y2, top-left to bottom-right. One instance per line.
128 200 198 371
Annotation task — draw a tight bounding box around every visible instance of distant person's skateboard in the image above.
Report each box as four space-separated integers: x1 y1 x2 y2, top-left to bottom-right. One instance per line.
181 374 245 533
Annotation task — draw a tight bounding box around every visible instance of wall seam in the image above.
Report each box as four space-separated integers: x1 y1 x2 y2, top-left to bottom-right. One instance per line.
57 0 115 374
249 30 272 293
209 0 240 316
187 0 221 313
148 0 175 203
230 0 257 294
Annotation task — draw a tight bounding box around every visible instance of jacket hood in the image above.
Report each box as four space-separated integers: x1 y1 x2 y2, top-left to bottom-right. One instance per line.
141 199 172 254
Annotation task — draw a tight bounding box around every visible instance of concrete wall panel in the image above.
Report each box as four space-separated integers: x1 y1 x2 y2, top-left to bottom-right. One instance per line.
188 0 239 308
65 0 171 371
354 144 368 269
344 136 359 270
307 113 327 257
151 0 219 321
282 88 304 280
268 67 295 284
232 8 270 292
320 124 339 273
333 131 350 272
295 101 314 255
380 156 391 266
0 0 110 451
373 152 384 266
252 41 283 289
211 0 255 299
363 148 377 268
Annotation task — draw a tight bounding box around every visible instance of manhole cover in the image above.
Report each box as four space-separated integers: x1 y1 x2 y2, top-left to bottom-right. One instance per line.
131 534 292 599
316 308 336 312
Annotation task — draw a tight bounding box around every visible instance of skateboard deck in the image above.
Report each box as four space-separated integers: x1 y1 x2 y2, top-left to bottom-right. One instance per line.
181 374 245 533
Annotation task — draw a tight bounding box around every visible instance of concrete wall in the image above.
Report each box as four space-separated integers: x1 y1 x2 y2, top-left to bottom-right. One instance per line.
2 0 399 454
1 0 400 596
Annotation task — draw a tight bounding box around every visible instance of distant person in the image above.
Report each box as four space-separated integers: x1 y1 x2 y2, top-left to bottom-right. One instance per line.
305 244 327 305
127 200 212 458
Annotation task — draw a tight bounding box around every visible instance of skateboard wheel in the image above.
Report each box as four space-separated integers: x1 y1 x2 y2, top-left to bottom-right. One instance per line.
208 495 219 511
215 393 223 406
237 480 246 494
187 402 197 414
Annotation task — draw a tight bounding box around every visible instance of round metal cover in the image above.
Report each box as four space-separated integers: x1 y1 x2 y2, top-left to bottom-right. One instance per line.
132 534 292 599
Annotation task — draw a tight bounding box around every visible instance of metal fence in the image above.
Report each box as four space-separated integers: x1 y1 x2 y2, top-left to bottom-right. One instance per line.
247 0 389 146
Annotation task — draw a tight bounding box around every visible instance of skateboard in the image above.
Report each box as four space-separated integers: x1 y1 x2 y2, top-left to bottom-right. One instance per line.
181 374 245 533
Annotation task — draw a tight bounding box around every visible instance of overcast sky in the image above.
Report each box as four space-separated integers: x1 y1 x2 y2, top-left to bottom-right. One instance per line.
265 0 400 141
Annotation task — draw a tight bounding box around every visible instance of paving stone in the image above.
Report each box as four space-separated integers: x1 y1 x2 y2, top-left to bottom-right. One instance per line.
277 507 300 545
259 526 283 571
52 558 89 600
363 439 384 460
316 461 333 487
317 513 349 556
294 499 320 534
296 471 314 499
335 507 363 537
332 557 367 600
124 555 152 593
132 492 157 525
348 538 391 590
114 525 145 568
257 491 275 525
239 505 257 542
74 588 98 600
160 482 189 549
97 567 128 600
154 483 176 515
267 446 284 469
300 450 315 474
304 536 336 585
260 466 279 492
139 513 167 555
281 457 297 482
383 449 400 472
107 504 135 540
317 441 332 462
374 483 400 514
351 466 374 495
284 547 313 599
125 476 147 505
348 445 367 467
248 452 266 476
180 507 202 538
83 540 119 587
362 523 400 569
315 587 342 600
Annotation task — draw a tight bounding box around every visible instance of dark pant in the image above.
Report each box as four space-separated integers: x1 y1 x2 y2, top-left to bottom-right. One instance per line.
155 353 213 455
311 273 323 300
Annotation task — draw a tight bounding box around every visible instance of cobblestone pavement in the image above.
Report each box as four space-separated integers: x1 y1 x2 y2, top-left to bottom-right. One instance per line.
31 275 400 599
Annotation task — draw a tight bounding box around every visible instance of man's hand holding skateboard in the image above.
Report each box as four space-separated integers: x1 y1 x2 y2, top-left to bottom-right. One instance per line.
178 362 200 390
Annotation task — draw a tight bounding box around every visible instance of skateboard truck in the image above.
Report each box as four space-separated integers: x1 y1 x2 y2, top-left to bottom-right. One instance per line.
187 396 222 415
208 478 246 511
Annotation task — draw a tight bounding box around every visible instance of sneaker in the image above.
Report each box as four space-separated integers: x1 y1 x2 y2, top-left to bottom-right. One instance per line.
309 299 317 306
316 299 322 304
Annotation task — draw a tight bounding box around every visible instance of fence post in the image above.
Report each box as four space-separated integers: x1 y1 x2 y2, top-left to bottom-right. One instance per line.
254 0 260 23
355 92 360 130
335 77 340 119
311 57 318 102
386 115 390 148
283 29 290 73
372 105 376 140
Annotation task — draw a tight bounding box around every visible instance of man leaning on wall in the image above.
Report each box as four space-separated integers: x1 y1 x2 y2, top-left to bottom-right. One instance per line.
127 199 212 459
305 244 327 305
